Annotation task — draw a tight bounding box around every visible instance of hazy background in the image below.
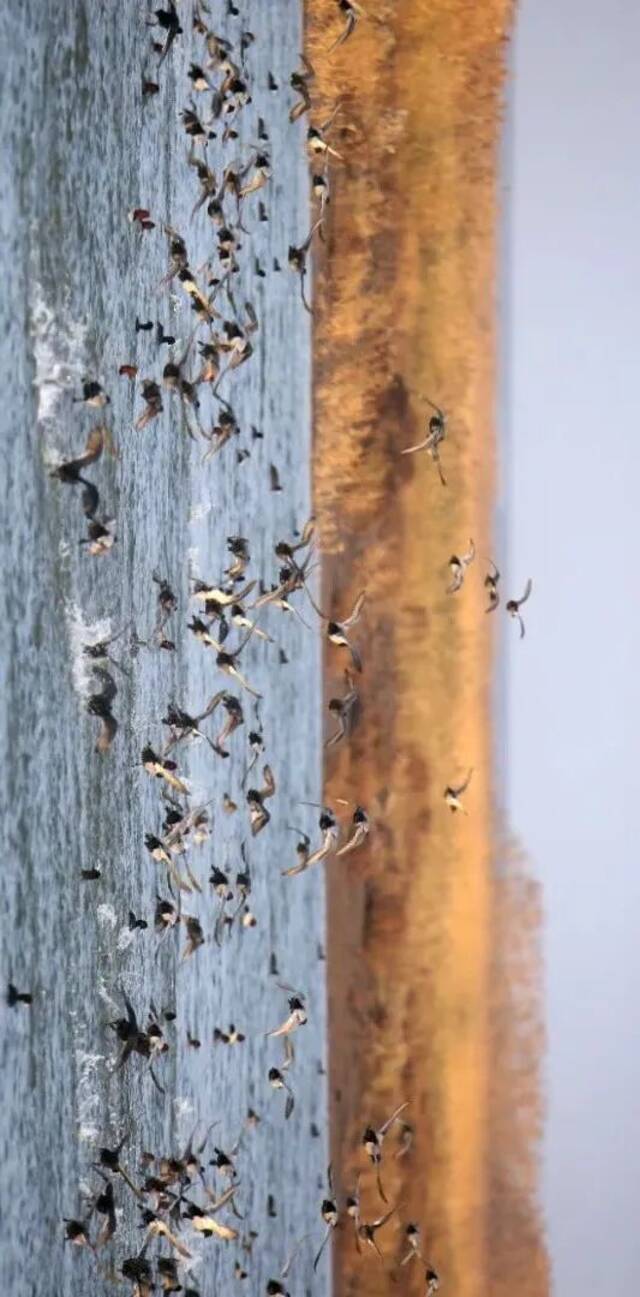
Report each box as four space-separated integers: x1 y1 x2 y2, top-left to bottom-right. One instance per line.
501 0 640 1292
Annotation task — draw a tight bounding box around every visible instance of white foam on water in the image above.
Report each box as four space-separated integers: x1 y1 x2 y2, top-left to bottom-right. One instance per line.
187 546 201 578
64 601 114 699
28 276 88 443
116 925 136 952
96 902 118 930
174 1095 196 1121
97 978 119 1011
189 501 214 524
74 1049 105 1144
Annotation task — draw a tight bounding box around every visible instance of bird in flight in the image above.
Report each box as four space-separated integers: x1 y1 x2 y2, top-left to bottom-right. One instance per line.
484 560 500 612
327 590 366 672
336 806 369 857
443 768 473 814
326 671 359 748
362 1101 409 1202
401 396 448 485
506 578 533 638
446 538 476 594
329 0 364 51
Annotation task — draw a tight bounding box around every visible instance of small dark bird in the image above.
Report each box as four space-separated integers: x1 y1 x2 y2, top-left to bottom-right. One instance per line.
425 1265 441 1295
86 668 118 754
135 317 154 333
326 671 359 747
63 1217 94 1251
7 983 32 1007
73 380 110 408
148 2 183 65
135 379 163 431
484 560 500 612
400 1222 425 1266
91 1174 117 1248
128 911 148 932
288 219 322 313
268 1067 295 1119
289 54 315 122
156 322 176 347
80 517 117 557
443 768 473 814
246 764 276 835
214 1024 245 1045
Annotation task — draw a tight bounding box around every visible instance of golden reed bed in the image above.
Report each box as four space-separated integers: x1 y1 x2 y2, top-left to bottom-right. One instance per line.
306 2 549 1294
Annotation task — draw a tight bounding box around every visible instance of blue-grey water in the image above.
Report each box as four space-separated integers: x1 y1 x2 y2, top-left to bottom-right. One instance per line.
0 2 329 1294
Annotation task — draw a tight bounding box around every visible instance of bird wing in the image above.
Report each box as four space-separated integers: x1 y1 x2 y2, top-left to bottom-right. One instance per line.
93 668 118 706
259 764 276 799
198 690 226 720
80 481 100 519
229 666 262 700
266 1014 296 1039
159 766 189 795
401 435 430 455
96 713 118 754
192 1215 238 1240
305 835 337 869
348 639 362 672
378 1100 409 1137
517 577 533 606
329 11 357 51
325 716 346 748
433 448 447 486
68 425 105 472
203 1183 239 1214
281 854 311 878
294 515 316 551
342 589 366 629
451 768 473 798
371 1203 398 1230
335 825 365 857
313 1226 332 1271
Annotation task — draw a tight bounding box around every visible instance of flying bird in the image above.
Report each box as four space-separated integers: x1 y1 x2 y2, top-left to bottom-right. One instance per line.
446 538 476 594
327 590 366 671
506 578 533 638
401 396 448 484
484 560 500 612
336 806 369 857
443 768 473 814
329 0 364 51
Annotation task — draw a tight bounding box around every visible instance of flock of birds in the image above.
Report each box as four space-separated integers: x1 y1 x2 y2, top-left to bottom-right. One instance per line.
7 2 534 1295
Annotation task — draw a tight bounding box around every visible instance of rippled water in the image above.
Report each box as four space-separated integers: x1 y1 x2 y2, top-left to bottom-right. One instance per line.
0 2 328 1293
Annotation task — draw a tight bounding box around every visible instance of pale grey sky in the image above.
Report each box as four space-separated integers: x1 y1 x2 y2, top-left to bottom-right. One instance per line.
503 1 640 1293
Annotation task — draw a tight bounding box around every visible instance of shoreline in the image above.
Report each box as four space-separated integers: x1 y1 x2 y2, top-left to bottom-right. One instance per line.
306 2 546 1293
